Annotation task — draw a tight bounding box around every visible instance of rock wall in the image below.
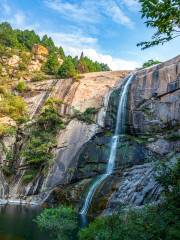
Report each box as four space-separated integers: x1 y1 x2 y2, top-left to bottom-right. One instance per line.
0 71 128 204
67 56 179 215
130 55 180 135
103 55 180 214
0 55 179 213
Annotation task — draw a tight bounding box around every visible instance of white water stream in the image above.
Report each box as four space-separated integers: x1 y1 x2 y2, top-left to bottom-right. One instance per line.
80 74 134 215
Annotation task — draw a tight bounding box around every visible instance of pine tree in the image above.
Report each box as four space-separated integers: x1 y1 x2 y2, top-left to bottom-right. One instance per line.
58 56 77 78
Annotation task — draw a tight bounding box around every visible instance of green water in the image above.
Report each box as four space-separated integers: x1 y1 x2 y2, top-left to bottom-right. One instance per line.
0 205 53 240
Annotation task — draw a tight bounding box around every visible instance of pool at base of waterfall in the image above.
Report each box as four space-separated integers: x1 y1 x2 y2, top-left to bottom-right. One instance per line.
0 205 53 240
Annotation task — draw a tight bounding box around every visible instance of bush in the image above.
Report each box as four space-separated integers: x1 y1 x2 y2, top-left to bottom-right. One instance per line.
0 123 16 137
31 71 47 82
15 80 28 93
18 62 28 71
22 169 38 183
74 107 97 124
142 59 161 68
0 93 28 122
36 206 78 240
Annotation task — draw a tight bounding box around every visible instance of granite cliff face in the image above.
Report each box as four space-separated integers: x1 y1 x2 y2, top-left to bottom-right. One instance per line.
0 56 179 215
0 70 128 204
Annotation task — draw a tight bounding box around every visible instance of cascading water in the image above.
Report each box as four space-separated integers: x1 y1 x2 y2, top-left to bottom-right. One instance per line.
80 74 134 215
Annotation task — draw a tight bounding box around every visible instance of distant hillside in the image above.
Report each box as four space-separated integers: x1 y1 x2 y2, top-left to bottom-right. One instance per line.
0 22 110 78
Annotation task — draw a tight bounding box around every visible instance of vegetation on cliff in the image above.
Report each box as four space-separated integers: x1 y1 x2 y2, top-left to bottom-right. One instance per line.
142 59 161 68
22 99 65 182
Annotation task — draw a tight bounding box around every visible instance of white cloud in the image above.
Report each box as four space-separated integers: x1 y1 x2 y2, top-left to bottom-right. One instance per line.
44 0 99 23
45 0 134 28
81 48 140 70
39 31 98 49
100 0 134 28
122 0 140 11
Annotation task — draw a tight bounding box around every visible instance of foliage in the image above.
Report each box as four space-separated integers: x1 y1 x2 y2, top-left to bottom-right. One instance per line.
58 56 77 78
22 101 64 181
15 80 28 93
22 169 38 183
31 71 47 82
0 22 20 48
58 46 65 60
76 52 110 74
79 160 180 240
36 206 78 240
41 35 55 52
138 0 180 49
42 51 60 75
74 107 98 124
0 123 16 137
16 29 41 50
0 92 28 122
142 59 161 68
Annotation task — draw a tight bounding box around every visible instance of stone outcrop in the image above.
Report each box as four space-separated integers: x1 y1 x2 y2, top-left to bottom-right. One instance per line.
130 55 180 134
32 44 48 56
0 70 128 204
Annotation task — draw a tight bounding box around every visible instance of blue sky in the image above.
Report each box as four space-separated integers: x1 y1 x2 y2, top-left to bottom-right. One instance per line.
0 0 180 70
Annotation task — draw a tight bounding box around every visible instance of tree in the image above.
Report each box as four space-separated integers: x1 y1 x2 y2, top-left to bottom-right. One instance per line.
100 63 111 71
142 59 161 68
42 52 60 75
41 35 55 52
36 206 78 240
58 46 65 59
0 22 19 48
58 56 77 78
16 29 40 50
137 0 180 49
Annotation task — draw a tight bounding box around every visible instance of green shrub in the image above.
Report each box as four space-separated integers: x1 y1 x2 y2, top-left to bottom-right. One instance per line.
74 107 97 124
1 165 13 177
142 59 161 68
31 71 47 82
22 169 38 183
36 206 78 240
18 62 28 71
15 80 28 93
0 123 16 137
0 93 28 122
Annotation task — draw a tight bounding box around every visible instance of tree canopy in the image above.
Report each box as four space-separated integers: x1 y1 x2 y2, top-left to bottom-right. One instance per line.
142 59 161 68
58 56 77 78
137 0 180 49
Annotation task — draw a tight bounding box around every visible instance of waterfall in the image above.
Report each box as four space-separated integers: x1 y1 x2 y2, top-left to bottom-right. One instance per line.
80 74 134 215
